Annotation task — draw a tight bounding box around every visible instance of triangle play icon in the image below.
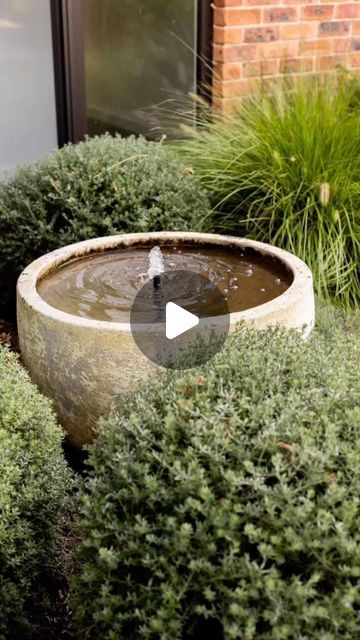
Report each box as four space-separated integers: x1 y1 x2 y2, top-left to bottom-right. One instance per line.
165 302 199 340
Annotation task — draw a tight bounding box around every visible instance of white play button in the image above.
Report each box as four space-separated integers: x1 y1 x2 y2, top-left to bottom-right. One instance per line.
131 270 230 369
165 302 199 340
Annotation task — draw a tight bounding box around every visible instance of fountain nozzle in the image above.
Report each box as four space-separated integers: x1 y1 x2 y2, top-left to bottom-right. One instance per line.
153 274 161 291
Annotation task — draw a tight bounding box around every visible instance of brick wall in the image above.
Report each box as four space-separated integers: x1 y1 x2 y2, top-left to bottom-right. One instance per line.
213 1 360 110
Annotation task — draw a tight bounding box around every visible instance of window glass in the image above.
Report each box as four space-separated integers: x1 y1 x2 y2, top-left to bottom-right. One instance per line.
84 0 197 136
0 0 57 175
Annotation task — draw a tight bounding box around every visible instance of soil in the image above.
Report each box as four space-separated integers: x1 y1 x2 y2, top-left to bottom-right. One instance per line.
0 317 19 352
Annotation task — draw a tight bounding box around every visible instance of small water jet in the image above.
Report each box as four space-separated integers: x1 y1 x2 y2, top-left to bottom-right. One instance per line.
147 246 165 291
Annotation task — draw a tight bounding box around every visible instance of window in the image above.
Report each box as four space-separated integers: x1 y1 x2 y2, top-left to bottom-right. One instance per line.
0 0 57 174
52 0 212 143
85 0 198 136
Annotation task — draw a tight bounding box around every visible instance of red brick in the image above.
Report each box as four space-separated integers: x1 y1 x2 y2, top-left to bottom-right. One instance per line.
332 37 352 53
258 40 298 58
243 59 279 77
302 5 334 20
316 54 347 70
214 61 243 80
280 22 317 39
213 43 227 62
213 26 244 44
335 3 359 19
350 52 360 67
214 8 261 26
264 7 298 22
244 0 276 4
299 38 332 54
213 78 252 97
213 43 258 62
213 0 359 105
319 20 351 35
213 97 247 113
244 26 279 42
280 58 314 73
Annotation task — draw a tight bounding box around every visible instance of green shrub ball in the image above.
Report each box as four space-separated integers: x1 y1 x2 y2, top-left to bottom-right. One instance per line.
71 310 360 639
0 347 72 639
0 134 211 313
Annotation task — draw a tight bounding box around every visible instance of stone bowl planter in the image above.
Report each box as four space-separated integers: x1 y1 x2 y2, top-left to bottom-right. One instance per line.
17 232 315 447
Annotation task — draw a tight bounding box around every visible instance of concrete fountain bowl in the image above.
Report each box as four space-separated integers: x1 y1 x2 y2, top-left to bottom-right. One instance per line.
17 232 315 447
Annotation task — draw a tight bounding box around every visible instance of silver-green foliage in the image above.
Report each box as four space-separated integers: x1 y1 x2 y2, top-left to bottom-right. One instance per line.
176 75 360 309
71 308 360 639
0 347 72 639
0 134 211 311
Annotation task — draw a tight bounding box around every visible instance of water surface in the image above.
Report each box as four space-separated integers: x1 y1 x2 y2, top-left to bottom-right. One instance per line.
37 244 292 322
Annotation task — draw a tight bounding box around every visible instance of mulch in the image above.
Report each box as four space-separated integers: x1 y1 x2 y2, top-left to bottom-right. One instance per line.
0 317 19 352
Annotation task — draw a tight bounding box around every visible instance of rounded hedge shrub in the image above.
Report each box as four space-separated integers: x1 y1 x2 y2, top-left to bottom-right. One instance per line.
72 313 360 639
0 134 211 313
0 346 72 639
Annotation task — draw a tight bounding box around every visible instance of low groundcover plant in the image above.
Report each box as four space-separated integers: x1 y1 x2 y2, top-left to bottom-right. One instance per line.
71 307 360 639
0 346 73 639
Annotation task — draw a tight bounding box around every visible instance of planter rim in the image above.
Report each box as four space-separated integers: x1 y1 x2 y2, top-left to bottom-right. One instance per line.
17 231 313 333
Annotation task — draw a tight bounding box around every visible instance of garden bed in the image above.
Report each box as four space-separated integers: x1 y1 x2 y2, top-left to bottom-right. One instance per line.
0 117 359 638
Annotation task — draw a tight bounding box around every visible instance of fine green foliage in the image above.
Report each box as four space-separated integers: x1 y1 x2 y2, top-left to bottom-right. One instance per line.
71 308 360 639
0 346 73 640
175 75 360 309
0 134 211 313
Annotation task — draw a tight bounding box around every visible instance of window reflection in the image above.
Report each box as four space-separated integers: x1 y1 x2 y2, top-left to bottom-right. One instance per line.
84 0 197 137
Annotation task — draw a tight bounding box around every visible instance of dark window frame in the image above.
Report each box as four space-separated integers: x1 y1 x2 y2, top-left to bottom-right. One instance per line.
197 0 213 103
50 0 86 145
51 0 213 145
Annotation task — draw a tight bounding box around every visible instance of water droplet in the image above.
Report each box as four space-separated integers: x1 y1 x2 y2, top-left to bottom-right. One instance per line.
224 288 229 293
244 268 253 277
274 278 281 285
260 288 266 292
229 276 238 289
208 268 219 284
137 273 148 285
